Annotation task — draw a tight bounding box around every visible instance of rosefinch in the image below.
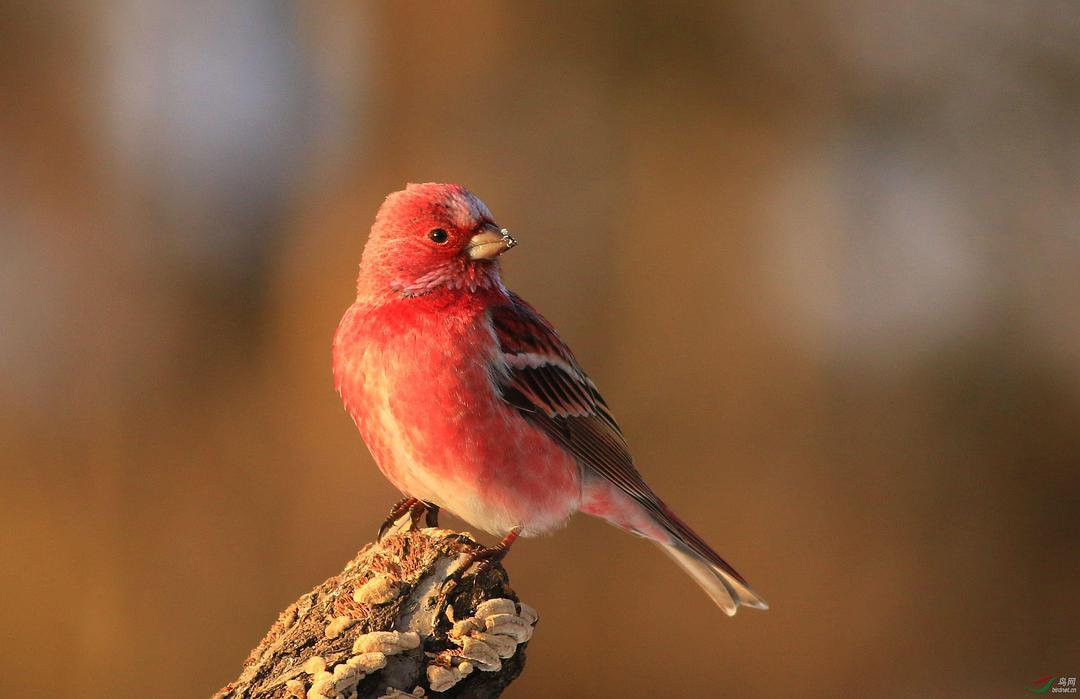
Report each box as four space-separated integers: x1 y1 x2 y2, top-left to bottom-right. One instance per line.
333 183 767 615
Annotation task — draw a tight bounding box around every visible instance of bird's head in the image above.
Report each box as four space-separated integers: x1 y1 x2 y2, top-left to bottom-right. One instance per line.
356 183 517 301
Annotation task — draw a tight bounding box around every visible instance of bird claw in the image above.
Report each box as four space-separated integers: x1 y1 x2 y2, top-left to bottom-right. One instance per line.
434 539 515 626
377 498 440 541
440 528 521 590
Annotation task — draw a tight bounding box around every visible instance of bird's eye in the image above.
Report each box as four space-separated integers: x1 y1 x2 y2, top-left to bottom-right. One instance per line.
428 228 449 244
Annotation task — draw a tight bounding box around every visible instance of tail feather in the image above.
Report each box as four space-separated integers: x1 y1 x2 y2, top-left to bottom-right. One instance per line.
658 539 769 616
579 479 767 614
652 504 768 615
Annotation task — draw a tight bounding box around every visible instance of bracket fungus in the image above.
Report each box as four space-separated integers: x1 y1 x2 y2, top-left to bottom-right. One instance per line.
214 529 538 698
422 597 538 691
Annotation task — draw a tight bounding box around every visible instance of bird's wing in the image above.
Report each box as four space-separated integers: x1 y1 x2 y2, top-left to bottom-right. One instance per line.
488 293 637 485
488 293 750 586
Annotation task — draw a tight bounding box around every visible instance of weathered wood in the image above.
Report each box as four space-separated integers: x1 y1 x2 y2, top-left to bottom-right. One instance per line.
214 528 538 699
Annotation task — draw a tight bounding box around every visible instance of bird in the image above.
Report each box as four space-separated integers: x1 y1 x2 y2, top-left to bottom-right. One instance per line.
332 183 767 615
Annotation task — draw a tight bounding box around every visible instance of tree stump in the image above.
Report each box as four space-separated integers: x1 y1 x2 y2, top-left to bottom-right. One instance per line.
213 528 538 699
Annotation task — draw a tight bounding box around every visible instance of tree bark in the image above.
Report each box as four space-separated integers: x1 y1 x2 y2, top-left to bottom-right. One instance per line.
213 528 538 699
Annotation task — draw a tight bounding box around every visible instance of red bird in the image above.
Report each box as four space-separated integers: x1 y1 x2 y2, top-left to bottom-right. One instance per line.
333 183 767 615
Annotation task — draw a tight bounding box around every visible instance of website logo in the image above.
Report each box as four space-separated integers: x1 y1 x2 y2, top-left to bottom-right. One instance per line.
1028 676 1077 694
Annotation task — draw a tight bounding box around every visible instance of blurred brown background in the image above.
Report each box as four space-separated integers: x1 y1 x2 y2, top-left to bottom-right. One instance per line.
3 2 1079 697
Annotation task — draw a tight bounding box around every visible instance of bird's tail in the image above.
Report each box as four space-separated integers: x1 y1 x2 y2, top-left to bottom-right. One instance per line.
656 538 768 616
580 480 768 615
653 502 768 616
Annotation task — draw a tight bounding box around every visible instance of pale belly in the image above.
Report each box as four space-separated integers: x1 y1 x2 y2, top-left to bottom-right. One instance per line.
335 306 582 536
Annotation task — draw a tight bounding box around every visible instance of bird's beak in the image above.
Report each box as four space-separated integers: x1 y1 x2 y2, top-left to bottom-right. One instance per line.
466 223 518 260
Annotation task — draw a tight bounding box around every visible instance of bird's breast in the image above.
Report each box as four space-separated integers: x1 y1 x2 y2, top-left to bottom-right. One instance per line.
333 298 581 535
334 300 502 485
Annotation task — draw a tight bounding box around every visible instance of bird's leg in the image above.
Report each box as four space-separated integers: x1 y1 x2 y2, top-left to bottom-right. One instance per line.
449 527 522 581
472 527 521 575
437 527 522 615
423 502 440 528
378 497 421 541
379 498 441 540
406 499 439 529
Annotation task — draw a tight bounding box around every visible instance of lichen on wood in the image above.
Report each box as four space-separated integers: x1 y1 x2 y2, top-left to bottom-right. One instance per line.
213 529 538 699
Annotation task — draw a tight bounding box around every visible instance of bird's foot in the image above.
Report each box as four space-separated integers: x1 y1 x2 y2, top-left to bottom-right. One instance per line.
377 498 440 541
435 528 521 624
444 528 521 585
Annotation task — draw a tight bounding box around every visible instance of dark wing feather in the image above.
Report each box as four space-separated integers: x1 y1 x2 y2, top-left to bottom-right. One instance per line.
489 294 632 466
489 293 749 585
